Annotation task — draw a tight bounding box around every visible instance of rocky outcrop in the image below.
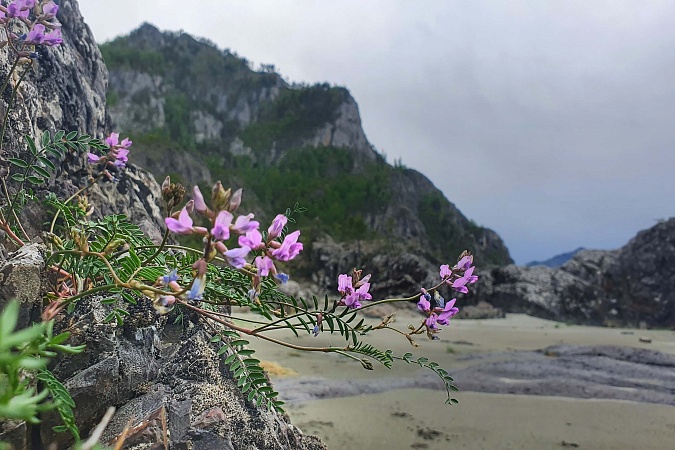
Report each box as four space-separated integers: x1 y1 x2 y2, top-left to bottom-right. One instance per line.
474 219 675 328
0 0 165 241
41 296 325 450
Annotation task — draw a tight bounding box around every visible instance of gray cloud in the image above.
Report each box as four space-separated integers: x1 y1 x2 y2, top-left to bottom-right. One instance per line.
79 0 675 263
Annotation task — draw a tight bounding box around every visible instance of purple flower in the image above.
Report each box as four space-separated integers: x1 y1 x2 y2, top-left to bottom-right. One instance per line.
26 24 45 44
238 229 264 250
451 266 478 294
343 294 361 309
436 298 459 326
457 254 473 271
425 314 438 330
165 207 194 235
271 230 302 261
254 256 275 277
87 152 101 163
354 282 372 302
267 214 287 240
7 0 31 19
439 264 452 279
42 1 58 17
211 210 233 241
120 137 132 148
231 213 259 234
105 132 119 147
337 274 353 296
223 246 250 269
417 294 431 312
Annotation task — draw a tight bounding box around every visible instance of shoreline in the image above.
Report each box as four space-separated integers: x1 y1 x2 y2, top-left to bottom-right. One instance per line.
242 312 675 449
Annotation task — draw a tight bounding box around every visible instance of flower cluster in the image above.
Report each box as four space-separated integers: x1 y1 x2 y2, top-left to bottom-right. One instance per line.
0 1 63 57
337 269 372 309
156 180 303 311
87 132 132 172
417 252 478 338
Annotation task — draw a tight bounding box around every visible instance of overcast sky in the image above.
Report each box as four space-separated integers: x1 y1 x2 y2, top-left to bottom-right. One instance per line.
78 0 675 264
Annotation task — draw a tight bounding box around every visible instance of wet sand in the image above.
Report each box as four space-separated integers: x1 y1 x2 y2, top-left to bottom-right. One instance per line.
241 312 675 449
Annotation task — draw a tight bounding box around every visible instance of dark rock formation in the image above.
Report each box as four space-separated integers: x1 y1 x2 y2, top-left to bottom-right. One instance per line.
475 219 675 328
0 1 325 448
0 0 164 241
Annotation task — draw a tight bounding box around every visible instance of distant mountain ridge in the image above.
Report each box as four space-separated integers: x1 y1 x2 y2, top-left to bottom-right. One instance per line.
100 23 513 296
525 247 585 268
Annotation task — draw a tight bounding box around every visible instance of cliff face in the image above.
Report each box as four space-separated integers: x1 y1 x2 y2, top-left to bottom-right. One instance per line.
102 24 513 297
475 219 675 328
0 2 324 449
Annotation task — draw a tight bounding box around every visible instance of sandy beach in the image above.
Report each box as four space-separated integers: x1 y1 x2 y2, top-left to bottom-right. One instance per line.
242 312 675 449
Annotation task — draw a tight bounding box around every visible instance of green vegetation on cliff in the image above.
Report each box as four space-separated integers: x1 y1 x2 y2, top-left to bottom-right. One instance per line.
100 24 514 268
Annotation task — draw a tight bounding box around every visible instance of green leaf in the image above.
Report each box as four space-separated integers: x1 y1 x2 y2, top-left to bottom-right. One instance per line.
66 131 78 141
26 175 44 185
54 130 65 141
41 130 51 147
11 173 25 182
37 156 56 171
25 135 37 155
8 157 28 168
31 166 51 179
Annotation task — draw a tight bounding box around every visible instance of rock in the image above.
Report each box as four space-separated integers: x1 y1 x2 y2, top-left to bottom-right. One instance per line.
474 218 675 328
0 244 45 329
639 337 652 343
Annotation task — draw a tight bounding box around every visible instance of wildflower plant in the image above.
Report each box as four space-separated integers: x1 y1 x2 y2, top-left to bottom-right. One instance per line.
0 0 480 444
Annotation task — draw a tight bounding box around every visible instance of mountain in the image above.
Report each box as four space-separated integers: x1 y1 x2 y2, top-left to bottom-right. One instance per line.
474 219 675 328
99 23 513 296
525 247 586 268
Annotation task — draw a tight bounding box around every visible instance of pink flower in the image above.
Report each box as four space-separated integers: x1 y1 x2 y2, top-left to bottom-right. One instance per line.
211 210 233 241
436 298 459 326
26 24 46 44
223 246 250 268
239 229 264 250
417 294 431 312
337 274 353 296
255 256 276 277
439 264 452 279
42 28 63 47
268 214 287 240
165 207 194 235
231 213 259 234
105 132 119 147
87 153 100 163
271 230 302 261
42 1 58 17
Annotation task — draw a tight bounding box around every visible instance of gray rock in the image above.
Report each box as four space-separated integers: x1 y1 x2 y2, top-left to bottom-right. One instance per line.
0 244 45 329
474 219 675 328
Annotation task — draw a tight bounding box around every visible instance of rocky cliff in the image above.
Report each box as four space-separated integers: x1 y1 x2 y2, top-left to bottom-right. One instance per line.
474 219 675 328
101 24 513 298
0 1 324 448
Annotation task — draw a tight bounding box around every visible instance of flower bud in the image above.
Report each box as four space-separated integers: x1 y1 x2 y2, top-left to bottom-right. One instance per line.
211 181 231 212
228 188 242 212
